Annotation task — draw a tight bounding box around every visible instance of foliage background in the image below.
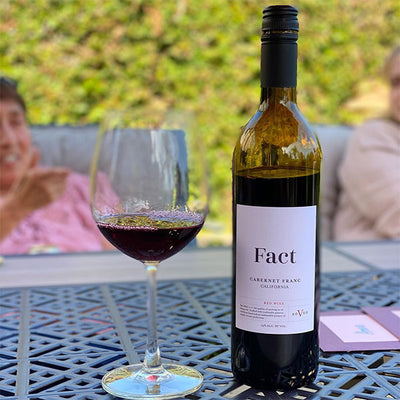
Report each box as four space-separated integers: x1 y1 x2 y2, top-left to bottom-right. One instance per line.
1 0 399 243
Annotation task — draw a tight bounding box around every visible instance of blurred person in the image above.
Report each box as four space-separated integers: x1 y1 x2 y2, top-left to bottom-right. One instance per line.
0 77 113 254
334 46 400 240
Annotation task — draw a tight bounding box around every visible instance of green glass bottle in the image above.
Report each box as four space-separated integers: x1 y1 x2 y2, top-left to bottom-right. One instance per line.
231 5 322 389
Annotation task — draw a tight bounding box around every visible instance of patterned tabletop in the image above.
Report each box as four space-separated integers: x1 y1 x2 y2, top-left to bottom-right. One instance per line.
1 264 399 399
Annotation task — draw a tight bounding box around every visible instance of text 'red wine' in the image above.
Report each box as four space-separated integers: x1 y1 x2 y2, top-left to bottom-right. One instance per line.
231 6 322 389
97 212 204 263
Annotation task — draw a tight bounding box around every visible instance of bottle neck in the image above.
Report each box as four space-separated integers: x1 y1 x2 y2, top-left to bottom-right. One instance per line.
260 34 298 97
260 87 297 105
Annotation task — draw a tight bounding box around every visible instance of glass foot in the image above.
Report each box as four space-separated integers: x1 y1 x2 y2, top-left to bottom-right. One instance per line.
102 363 203 399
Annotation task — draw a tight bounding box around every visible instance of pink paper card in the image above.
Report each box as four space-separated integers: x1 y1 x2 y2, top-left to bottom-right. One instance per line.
319 310 400 352
362 307 400 339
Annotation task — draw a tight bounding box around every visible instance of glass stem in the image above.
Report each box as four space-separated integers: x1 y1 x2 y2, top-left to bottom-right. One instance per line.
144 262 162 370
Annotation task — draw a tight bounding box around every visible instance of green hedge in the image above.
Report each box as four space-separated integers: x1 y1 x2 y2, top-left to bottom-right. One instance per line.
2 0 399 238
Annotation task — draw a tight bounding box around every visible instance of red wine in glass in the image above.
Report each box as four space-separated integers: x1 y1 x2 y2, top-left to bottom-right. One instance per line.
97 211 204 262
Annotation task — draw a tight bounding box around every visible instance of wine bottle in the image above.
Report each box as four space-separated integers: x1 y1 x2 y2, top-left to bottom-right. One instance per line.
231 5 322 389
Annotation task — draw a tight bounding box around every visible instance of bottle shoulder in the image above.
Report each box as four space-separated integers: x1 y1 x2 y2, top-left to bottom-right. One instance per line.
236 102 319 148
233 103 322 176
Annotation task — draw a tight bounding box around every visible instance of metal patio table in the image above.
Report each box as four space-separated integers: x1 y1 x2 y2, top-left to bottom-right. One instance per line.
0 241 399 399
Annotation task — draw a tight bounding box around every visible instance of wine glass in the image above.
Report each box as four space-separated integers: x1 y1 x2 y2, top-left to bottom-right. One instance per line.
90 109 208 399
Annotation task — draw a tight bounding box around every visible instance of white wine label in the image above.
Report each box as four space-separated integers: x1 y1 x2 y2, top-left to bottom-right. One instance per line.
236 204 316 334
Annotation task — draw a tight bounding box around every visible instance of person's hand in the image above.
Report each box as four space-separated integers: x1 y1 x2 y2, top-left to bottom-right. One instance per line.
8 166 70 216
4 147 69 216
0 149 70 241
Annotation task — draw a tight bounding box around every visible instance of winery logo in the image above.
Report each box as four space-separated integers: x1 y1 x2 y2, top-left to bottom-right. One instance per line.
292 309 309 318
289 305 312 322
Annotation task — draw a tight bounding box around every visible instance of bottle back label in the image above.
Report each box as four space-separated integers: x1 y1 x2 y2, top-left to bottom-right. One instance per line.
236 204 316 334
